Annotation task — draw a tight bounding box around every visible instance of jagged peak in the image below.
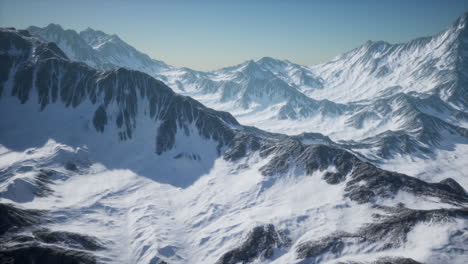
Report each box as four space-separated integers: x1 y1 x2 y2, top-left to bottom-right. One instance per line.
360 40 392 54
256 56 286 65
364 40 390 47
0 28 240 155
80 27 108 37
239 59 269 75
356 11 468 53
79 29 128 51
255 57 292 71
455 11 468 29
44 23 64 31
243 59 255 65
329 40 392 61
108 34 125 43
29 23 85 40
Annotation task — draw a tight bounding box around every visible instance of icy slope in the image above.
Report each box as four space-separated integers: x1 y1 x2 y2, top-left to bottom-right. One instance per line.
1 27 468 264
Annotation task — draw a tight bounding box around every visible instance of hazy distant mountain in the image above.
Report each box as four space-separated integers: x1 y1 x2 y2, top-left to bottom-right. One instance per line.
28 24 171 74
27 23 108 68
1 27 467 264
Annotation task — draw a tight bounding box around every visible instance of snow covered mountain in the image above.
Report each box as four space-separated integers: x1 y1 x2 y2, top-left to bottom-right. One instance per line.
24 14 468 196
309 13 468 106
2 27 468 264
28 24 171 75
26 25 335 122
159 59 344 122
164 13 468 179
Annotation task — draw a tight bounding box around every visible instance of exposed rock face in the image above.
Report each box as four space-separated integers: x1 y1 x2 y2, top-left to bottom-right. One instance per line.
0 245 97 264
32 229 105 251
0 202 103 264
33 169 56 197
216 224 290 264
0 203 42 235
336 257 422 264
297 207 468 262
27 23 106 69
225 134 468 205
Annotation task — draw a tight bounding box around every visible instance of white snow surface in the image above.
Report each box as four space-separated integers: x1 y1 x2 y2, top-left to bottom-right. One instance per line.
2 139 465 264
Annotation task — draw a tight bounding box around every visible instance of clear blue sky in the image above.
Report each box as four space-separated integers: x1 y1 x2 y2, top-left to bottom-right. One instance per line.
1 0 467 70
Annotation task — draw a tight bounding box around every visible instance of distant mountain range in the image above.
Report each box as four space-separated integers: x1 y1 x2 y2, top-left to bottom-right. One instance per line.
0 12 467 264
26 14 468 183
28 24 171 74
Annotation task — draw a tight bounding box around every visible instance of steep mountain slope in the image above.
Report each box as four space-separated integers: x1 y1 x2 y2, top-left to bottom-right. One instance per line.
1 27 238 186
28 24 171 75
309 12 468 106
169 13 468 183
255 56 324 93
27 24 108 69
79 27 170 75
1 28 467 264
161 59 346 121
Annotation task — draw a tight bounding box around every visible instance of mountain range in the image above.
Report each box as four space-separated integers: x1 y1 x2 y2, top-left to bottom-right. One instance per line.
26 15 468 186
0 12 467 264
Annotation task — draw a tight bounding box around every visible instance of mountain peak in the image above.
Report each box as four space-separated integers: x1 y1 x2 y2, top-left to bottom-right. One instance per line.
241 59 262 72
81 27 106 35
44 23 63 31
109 33 124 43
83 26 97 32
257 56 281 64
30 23 83 39
454 11 468 29
363 40 390 48
80 27 110 38
460 11 468 22
79 28 117 49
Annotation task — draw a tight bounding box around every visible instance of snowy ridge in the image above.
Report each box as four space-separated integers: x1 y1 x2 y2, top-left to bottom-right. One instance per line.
25 24 333 122
160 13 468 182
27 24 172 75
158 59 338 122
1 27 468 264
27 24 107 68
309 12 468 105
